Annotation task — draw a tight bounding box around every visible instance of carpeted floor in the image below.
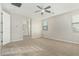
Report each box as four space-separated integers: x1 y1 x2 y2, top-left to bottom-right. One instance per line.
1 38 79 56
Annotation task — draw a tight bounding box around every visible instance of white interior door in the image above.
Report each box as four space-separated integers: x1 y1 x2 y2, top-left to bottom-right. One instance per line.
3 11 10 45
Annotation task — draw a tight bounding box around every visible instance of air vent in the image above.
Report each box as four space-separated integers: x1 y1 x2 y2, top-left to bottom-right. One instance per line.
11 3 22 7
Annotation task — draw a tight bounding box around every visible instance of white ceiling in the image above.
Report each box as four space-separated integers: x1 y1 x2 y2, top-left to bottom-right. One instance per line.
1 3 79 20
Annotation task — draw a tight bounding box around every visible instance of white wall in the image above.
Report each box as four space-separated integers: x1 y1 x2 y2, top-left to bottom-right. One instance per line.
11 15 42 40
32 19 42 39
43 9 79 44
11 14 26 42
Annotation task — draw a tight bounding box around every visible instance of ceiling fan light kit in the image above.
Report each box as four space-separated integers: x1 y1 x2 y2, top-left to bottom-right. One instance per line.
35 5 53 15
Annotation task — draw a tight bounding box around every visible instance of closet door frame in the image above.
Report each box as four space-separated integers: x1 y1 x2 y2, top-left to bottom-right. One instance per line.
0 12 3 56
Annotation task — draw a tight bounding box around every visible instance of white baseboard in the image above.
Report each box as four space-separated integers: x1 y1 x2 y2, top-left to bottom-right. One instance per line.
44 36 79 45
11 39 23 43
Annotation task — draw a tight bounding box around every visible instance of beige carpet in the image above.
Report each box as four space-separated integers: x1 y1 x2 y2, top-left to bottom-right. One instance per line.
1 38 79 56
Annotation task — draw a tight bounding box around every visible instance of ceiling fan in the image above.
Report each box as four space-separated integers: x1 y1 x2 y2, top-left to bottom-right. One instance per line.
11 3 22 7
35 5 53 15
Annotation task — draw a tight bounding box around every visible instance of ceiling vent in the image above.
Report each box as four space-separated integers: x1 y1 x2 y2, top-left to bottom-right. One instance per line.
11 3 22 7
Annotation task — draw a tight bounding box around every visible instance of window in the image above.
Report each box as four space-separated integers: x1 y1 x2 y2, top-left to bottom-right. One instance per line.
72 15 79 32
42 19 48 31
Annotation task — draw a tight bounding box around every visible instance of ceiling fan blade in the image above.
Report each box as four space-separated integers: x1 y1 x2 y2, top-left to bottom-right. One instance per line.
37 5 42 9
45 10 51 13
45 6 51 9
35 10 41 13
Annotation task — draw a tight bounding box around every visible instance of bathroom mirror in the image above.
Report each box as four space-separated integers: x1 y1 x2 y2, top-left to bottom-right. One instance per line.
72 15 79 32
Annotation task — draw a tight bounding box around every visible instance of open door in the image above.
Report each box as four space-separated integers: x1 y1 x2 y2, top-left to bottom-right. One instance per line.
2 11 10 45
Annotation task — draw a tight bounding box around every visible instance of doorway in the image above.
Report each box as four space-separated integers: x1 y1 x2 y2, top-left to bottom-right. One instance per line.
23 18 32 40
